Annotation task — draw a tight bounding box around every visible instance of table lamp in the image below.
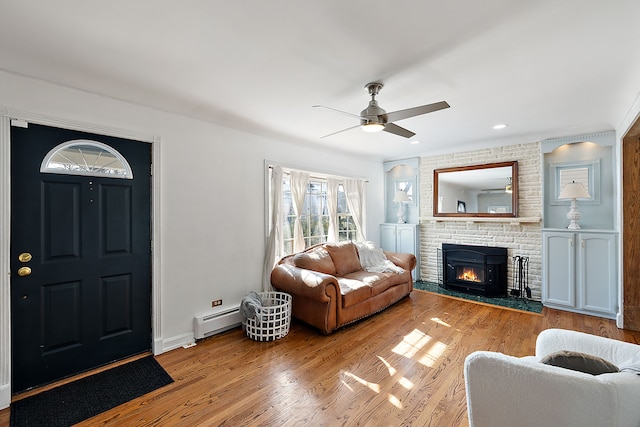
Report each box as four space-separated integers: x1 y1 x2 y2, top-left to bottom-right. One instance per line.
393 189 410 223
558 181 591 229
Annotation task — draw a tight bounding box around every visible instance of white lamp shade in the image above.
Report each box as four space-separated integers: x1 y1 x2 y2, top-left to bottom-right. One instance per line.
393 190 411 203
559 181 591 199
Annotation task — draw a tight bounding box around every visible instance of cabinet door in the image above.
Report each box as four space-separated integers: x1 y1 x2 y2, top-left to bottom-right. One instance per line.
379 224 419 280
396 225 416 254
578 233 617 315
380 224 396 252
542 232 575 307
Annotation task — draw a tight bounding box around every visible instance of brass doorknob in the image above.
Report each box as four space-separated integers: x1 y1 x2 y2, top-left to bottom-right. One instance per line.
18 252 32 263
17 267 32 277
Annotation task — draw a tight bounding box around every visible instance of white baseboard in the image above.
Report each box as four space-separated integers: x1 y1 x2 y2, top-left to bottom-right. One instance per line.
0 382 10 410
154 332 194 355
617 312 624 329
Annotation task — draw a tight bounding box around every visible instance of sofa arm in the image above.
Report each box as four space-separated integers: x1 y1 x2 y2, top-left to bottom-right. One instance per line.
464 350 640 427
383 251 416 272
270 264 340 303
536 328 640 365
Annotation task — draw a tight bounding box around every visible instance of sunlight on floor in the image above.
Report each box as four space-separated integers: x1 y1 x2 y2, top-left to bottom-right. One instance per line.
418 340 447 367
388 393 402 409
378 356 414 390
340 373 404 410
392 329 448 367
378 355 397 376
342 371 381 393
340 328 448 413
431 317 451 327
340 380 354 392
398 376 414 389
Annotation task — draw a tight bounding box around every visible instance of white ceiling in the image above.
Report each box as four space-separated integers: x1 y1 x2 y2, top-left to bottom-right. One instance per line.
1 0 639 161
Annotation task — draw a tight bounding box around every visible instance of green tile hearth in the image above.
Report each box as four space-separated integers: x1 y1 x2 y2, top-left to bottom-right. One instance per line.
414 281 543 314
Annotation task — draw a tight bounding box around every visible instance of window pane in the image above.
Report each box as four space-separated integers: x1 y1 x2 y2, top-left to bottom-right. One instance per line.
283 216 294 240
337 185 348 213
310 215 324 237
41 140 133 179
309 236 323 246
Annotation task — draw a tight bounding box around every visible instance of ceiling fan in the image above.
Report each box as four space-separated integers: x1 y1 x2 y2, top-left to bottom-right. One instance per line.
313 82 450 139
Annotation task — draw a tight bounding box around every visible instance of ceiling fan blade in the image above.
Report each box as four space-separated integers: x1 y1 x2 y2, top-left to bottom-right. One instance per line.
383 123 415 138
312 105 362 120
320 124 361 138
385 101 450 123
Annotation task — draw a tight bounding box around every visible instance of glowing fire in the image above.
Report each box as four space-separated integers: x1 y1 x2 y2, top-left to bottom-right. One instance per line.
458 267 481 282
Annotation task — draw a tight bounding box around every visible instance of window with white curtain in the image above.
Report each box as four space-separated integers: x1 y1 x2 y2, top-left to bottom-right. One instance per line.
263 164 366 289
281 175 358 254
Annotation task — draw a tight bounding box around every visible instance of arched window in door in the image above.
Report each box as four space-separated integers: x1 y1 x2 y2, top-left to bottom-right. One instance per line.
40 139 133 179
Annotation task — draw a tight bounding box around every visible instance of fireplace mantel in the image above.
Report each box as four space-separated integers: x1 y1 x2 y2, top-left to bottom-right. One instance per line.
420 216 541 224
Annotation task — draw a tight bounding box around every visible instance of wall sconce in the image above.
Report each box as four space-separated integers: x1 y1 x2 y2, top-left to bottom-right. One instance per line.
558 181 591 229
505 177 513 194
393 189 411 223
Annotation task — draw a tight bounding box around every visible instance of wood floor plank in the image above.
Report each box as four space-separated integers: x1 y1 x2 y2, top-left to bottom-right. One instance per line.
3 291 640 426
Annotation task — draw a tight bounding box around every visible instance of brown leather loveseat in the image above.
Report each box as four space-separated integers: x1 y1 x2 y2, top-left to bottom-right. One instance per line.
270 241 416 334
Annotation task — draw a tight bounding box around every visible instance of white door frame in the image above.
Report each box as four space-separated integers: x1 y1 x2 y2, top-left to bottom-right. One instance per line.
0 108 163 409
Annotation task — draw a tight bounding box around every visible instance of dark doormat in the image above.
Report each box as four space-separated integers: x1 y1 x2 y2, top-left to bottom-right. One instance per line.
10 356 173 427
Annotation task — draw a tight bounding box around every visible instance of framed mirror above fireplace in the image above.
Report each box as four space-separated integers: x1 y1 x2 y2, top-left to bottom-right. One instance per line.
433 161 518 218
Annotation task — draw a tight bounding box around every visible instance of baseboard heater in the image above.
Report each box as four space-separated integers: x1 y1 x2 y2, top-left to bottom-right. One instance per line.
194 305 242 339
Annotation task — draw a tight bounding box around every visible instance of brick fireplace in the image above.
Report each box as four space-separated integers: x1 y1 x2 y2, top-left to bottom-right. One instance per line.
418 142 543 300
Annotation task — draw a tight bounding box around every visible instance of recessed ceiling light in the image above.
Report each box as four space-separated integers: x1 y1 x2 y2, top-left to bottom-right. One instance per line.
409 140 421 145
493 123 508 130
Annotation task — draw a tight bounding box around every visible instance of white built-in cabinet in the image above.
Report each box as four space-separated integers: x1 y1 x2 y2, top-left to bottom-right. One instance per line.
380 223 420 281
542 230 617 319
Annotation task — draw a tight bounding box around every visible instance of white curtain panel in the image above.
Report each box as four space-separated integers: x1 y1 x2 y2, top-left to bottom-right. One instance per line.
290 171 309 253
326 178 339 243
344 178 366 241
262 166 283 291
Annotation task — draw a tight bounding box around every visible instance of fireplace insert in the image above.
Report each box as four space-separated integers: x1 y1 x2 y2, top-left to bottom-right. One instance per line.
441 243 508 297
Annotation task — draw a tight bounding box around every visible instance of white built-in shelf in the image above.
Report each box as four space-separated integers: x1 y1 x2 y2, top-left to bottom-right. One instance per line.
419 216 541 225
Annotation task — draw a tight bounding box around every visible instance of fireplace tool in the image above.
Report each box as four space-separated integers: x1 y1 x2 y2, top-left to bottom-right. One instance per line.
511 255 531 299
437 248 443 285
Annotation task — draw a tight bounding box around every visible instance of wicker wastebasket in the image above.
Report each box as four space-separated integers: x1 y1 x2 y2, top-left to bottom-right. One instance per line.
243 291 292 342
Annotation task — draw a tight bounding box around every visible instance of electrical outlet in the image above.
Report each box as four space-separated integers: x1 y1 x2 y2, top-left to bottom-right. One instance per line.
212 299 222 307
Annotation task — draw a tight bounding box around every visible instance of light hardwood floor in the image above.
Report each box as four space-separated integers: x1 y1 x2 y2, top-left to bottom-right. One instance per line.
3 290 640 426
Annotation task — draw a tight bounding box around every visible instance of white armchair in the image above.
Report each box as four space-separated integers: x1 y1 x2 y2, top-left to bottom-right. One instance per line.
464 328 640 427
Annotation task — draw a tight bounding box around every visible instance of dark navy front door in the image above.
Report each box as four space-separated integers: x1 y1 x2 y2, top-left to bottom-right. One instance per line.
10 123 152 392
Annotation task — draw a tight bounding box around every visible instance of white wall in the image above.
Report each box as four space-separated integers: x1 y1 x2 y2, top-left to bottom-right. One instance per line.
0 70 385 403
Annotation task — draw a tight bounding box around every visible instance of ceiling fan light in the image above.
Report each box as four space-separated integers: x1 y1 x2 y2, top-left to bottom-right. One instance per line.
361 123 384 133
